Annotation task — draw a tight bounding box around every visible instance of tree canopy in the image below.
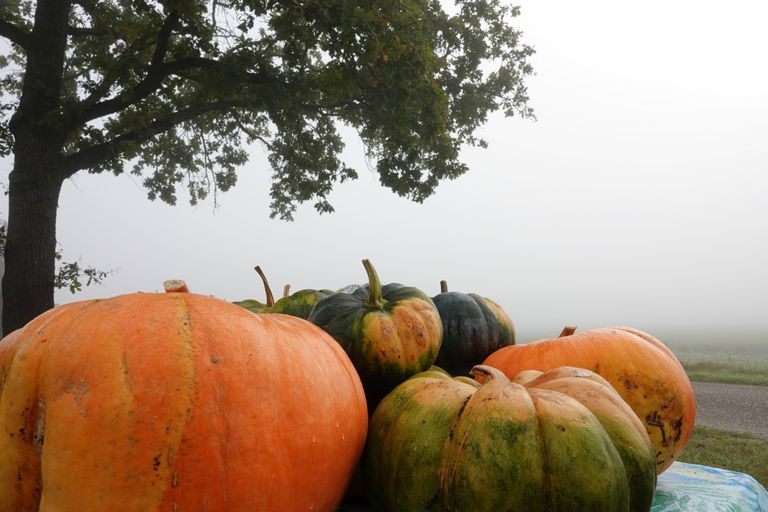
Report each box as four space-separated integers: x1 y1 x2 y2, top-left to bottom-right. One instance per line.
0 0 534 333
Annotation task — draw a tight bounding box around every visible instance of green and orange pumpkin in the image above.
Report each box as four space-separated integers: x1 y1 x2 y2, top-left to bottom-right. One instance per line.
483 326 696 473
308 259 442 408
0 281 368 511
364 365 656 512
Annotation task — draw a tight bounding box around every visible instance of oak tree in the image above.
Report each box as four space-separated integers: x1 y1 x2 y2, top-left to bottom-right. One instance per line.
0 0 534 334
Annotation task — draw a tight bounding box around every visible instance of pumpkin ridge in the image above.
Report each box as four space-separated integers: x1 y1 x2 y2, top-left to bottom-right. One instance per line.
132 295 197 509
183 295 233 507
0 304 93 509
531 390 554 512
437 392 472 506
528 389 630 511
370 376 464 509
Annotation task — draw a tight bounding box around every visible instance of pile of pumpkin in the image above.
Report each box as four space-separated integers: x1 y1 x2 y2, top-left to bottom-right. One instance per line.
0 259 695 511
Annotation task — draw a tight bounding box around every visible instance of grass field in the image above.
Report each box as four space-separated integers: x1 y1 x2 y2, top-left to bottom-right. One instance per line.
661 329 768 488
678 354 768 385
677 425 768 488
663 327 768 386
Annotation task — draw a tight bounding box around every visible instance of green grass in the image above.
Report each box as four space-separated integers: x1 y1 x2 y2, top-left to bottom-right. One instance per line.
677 425 768 488
679 355 768 386
662 329 768 386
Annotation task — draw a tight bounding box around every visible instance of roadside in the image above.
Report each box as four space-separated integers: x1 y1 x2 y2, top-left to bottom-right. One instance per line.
679 381 768 486
692 381 768 438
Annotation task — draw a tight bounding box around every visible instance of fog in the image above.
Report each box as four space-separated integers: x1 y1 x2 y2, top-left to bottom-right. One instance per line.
2 0 767 344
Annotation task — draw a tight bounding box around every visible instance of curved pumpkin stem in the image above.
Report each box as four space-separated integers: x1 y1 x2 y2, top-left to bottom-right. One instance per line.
163 280 189 293
559 326 577 337
362 259 386 309
440 280 448 294
283 284 291 298
254 266 275 307
469 365 509 384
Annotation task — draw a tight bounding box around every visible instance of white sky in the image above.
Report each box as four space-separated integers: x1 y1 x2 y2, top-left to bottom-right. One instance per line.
2 0 767 342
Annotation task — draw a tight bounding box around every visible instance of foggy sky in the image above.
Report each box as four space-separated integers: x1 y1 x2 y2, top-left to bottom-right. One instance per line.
2 0 766 342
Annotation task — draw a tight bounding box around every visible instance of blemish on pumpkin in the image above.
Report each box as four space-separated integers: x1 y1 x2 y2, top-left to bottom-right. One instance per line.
211 355 219 364
447 395 472 441
645 411 667 446
34 399 46 454
672 417 683 443
168 446 176 466
620 376 639 391
152 454 161 471
172 471 179 487
426 490 441 510
66 379 90 417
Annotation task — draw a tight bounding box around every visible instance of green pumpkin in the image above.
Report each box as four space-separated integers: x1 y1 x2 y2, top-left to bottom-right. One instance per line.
233 267 333 319
232 266 277 313
363 365 656 512
265 287 335 319
431 280 515 376
308 259 443 407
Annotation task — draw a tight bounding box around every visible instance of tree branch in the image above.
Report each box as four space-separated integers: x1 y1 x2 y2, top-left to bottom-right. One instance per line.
76 56 274 125
66 25 109 37
149 8 179 69
62 99 259 176
0 19 31 49
69 10 177 124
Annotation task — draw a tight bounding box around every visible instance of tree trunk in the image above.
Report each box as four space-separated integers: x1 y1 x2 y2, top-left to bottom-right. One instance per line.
2 145 65 335
1 0 72 335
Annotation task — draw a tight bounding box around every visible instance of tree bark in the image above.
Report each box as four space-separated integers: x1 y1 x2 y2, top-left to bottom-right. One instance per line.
2 145 65 335
1 0 71 335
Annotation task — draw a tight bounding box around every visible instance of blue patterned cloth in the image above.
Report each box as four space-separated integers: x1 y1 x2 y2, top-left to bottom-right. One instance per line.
652 462 768 511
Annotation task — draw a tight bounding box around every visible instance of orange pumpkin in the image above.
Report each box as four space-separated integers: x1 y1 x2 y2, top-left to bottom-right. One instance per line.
0 282 368 511
483 326 695 474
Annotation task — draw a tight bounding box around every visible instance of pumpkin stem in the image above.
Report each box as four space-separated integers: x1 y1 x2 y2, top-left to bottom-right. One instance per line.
254 266 275 307
362 259 386 308
469 365 509 384
559 326 577 337
283 284 291 298
440 280 448 294
163 280 189 293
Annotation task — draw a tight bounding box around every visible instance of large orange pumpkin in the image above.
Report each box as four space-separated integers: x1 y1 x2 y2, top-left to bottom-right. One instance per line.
483 326 695 474
0 283 368 511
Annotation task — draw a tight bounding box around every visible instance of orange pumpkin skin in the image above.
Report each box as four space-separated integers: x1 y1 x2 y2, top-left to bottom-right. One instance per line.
0 291 368 511
483 327 695 474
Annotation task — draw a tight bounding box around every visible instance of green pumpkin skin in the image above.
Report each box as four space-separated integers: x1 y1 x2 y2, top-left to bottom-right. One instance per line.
263 289 335 319
526 367 657 512
233 266 276 314
232 299 267 314
308 261 442 407
431 282 515 376
364 366 656 512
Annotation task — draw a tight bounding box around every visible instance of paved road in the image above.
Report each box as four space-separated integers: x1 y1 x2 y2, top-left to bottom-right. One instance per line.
692 381 768 438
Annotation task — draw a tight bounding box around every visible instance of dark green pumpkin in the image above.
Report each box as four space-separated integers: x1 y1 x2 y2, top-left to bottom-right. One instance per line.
308 259 443 408
363 365 656 512
431 280 515 376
